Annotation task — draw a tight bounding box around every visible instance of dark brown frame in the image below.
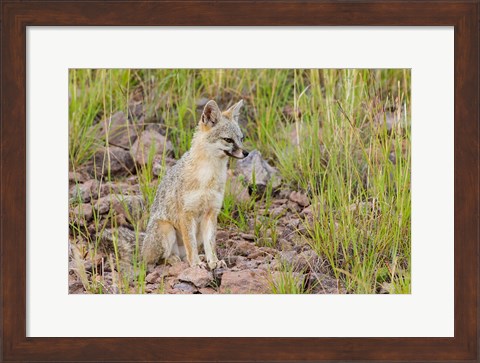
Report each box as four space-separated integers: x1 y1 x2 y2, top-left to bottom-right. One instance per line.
1 1 478 362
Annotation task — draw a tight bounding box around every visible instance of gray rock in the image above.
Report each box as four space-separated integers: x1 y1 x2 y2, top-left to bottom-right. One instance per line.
71 203 93 223
113 195 144 222
226 171 251 203
130 129 173 166
94 146 135 177
308 273 345 294
98 111 139 149
235 150 281 192
196 97 210 108
69 179 100 203
94 194 144 223
239 233 255 241
172 282 198 294
99 227 146 262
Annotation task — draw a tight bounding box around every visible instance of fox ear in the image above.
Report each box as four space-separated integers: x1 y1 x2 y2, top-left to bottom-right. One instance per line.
226 100 244 122
201 100 221 129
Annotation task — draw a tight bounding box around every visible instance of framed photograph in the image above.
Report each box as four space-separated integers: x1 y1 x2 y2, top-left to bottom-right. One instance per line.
1 1 478 361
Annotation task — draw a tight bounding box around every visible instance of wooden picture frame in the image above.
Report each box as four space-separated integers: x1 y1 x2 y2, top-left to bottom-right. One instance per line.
1 1 478 361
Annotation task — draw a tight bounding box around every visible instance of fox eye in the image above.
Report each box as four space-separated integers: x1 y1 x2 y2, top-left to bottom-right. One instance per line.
223 138 234 143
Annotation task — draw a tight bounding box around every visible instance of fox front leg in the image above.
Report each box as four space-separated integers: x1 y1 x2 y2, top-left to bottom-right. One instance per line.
179 214 205 268
201 210 226 270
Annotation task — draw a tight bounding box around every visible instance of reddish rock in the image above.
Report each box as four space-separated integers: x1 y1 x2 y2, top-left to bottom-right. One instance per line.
178 266 214 288
167 261 190 276
289 191 310 207
220 269 270 294
199 287 217 294
233 241 257 256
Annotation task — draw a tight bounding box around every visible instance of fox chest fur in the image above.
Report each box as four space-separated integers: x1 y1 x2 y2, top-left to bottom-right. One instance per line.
181 157 228 215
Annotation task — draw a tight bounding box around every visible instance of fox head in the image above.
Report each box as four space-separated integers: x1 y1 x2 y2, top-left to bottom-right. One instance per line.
196 99 249 159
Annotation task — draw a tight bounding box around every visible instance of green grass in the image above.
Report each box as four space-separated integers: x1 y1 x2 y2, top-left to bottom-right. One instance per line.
69 69 411 294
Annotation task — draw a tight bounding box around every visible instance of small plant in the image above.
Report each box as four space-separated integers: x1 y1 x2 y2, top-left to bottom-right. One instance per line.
268 261 307 294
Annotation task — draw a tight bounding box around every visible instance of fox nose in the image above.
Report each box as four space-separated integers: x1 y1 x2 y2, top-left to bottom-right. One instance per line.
242 150 249 158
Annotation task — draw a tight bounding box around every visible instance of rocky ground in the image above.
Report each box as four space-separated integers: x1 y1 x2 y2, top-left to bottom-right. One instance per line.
68 107 345 294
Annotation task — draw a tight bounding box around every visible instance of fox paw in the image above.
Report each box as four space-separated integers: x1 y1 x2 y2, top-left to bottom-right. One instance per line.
208 259 227 270
192 260 208 269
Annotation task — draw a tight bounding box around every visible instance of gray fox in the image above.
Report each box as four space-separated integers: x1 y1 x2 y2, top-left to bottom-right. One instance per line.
142 100 248 269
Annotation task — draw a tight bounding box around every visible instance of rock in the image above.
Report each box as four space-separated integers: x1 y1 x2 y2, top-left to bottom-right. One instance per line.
110 213 129 228
152 155 168 177
216 230 230 241
196 97 210 108
289 191 310 207
247 250 266 260
100 182 141 197
234 258 260 270
145 283 160 293
172 282 198 294
235 150 282 192
240 233 255 241
98 111 139 149
259 247 277 256
112 195 144 223
69 179 99 203
130 129 173 166
220 269 270 294
94 146 135 177
278 238 293 251
98 227 145 260
71 203 93 223
167 261 189 276
286 218 300 229
279 250 297 266
145 265 168 284
233 241 257 256
309 273 345 294
226 171 250 203
68 170 89 185
178 266 213 288
293 250 321 272
287 200 302 213
95 194 144 222
268 206 286 218
69 281 85 294
94 196 111 214
272 198 289 205
199 287 217 294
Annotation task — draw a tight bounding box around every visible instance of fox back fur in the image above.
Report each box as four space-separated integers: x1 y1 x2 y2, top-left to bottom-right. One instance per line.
141 99 248 269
